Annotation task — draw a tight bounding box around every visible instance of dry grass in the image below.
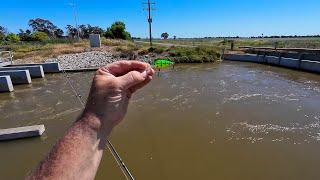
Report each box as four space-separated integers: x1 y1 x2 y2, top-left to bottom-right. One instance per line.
1 41 89 63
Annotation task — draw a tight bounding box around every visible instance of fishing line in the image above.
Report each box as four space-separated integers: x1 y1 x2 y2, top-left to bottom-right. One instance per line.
59 64 135 180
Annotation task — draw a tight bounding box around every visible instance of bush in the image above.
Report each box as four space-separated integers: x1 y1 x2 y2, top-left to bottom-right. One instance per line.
104 21 132 40
6 33 20 42
31 31 49 41
0 33 5 41
168 46 219 63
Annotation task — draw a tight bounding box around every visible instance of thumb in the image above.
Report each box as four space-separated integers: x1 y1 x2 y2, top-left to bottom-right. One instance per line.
118 70 148 89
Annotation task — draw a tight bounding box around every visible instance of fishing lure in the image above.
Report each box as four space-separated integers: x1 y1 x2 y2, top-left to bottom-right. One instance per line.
152 58 175 69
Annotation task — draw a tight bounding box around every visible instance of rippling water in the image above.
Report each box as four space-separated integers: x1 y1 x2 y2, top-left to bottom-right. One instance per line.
1 61 320 179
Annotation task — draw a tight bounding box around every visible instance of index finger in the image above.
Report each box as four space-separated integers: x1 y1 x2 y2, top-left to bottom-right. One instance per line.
98 61 150 77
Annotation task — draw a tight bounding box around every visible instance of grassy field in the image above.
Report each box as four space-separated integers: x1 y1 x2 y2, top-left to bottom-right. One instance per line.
142 37 320 49
2 37 320 64
0 40 89 62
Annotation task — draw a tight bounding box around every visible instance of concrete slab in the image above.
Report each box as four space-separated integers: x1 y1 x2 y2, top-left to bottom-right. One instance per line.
300 60 320 73
89 34 101 48
223 54 258 62
8 62 61 73
0 125 45 141
0 76 13 92
0 65 44 78
0 70 31 84
280 58 300 69
265 56 280 65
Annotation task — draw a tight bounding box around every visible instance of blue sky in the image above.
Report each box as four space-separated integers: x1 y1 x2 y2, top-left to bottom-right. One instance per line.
1 0 320 38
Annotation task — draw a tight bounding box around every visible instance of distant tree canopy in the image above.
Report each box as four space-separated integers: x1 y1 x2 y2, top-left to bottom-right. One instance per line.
104 21 131 40
54 28 64 38
0 26 7 41
79 24 104 38
161 32 169 39
28 18 59 37
65 25 78 39
2 19 134 42
18 29 33 41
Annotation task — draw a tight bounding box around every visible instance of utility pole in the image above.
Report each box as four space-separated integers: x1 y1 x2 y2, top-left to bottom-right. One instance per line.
143 0 155 47
69 0 80 40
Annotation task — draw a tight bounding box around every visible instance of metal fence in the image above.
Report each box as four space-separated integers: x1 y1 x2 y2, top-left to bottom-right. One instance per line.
0 51 13 66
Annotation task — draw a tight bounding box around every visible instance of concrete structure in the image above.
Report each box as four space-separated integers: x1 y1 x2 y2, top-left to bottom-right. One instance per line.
223 54 320 73
8 62 61 73
0 51 13 67
0 125 45 141
0 65 44 78
0 70 32 84
89 34 101 48
0 76 13 92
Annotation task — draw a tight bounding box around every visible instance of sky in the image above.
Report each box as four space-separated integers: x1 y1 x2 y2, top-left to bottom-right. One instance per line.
1 0 320 38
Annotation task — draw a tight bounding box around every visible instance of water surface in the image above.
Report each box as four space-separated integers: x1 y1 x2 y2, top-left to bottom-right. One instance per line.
1 62 320 180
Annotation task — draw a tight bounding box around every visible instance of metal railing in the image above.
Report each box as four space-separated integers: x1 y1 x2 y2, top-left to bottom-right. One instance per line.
0 51 14 66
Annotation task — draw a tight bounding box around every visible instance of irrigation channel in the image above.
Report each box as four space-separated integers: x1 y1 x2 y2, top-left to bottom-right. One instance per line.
1 61 320 180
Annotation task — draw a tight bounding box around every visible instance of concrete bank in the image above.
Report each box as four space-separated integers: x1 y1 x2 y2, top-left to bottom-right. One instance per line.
223 54 320 73
0 65 44 78
0 70 32 84
0 125 45 141
0 76 13 92
8 62 61 73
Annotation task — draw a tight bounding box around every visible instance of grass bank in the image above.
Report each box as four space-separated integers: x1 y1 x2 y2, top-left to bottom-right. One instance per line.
0 38 221 64
0 40 88 62
142 37 320 49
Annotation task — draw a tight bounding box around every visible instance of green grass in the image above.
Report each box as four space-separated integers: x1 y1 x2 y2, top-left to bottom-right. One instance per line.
141 37 320 49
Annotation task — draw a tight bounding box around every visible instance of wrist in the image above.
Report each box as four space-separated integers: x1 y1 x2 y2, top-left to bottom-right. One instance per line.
78 111 114 137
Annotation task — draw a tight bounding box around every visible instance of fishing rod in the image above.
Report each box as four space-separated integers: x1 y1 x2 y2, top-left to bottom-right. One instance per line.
59 64 135 180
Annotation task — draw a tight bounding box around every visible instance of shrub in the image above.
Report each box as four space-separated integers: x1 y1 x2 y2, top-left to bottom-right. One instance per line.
167 46 219 63
104 21 132 40
6 33 20 42
31 31 49 41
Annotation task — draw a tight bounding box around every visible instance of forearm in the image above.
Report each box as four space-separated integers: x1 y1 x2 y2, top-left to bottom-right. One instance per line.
27 113 112 180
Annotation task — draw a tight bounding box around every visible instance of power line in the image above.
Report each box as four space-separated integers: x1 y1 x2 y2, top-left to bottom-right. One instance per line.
143 0 155 47
69 0 80 40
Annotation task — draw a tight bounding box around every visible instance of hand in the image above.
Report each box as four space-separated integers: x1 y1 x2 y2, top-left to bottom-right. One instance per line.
82 60 154 133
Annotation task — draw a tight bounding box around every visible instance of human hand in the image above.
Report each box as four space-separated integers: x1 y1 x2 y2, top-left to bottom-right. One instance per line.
82 60 154 133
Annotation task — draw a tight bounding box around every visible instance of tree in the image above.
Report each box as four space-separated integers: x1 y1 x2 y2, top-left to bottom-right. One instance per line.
161 32 169 39
173 35 177 40
54 28 64 38
104 21 131 40
65 25 78 39
31 31 49 41
18 29 33 41
6 33 20 42
28 18 58 37
78 24 104 39
0 26 7 41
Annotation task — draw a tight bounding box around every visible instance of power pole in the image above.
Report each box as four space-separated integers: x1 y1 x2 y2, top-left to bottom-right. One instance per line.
144 0 155 47
69 1 80 40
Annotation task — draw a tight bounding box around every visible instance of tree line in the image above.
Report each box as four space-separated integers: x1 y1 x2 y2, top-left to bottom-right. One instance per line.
0 18 132 43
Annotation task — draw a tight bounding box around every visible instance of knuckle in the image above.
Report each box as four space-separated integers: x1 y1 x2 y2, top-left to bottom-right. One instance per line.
129 71 141 82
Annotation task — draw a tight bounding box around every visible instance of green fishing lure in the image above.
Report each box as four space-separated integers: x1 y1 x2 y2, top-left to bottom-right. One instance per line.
153 58 175 69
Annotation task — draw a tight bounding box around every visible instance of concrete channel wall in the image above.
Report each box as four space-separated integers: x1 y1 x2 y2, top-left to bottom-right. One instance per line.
0 65 44 78
0 70 32 84
8 62 61 73
0 76 13 92
223 54 320 73
0 62 61 93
